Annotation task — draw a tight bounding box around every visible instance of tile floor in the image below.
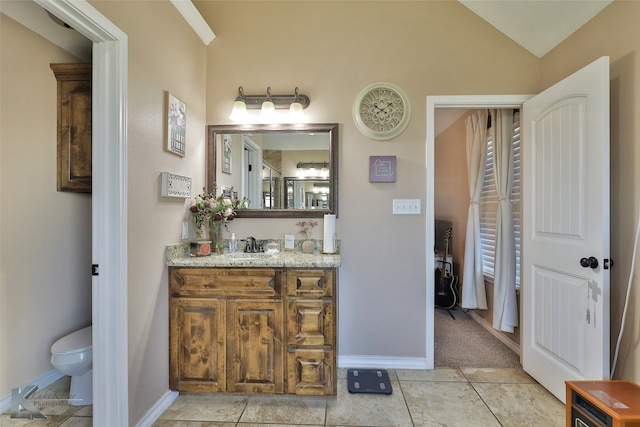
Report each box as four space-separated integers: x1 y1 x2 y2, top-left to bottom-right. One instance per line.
0 376 92 426
1 368 565 426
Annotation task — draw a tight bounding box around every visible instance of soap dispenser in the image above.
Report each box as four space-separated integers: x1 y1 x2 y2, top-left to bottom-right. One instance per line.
229 233 237 253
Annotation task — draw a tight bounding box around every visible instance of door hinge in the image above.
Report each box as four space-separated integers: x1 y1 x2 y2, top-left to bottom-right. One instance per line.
92 264 99 276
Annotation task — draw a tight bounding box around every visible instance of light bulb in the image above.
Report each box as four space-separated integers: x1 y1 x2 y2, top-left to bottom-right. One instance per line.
260 100 276 121
229 100 247 122
289 101 304 121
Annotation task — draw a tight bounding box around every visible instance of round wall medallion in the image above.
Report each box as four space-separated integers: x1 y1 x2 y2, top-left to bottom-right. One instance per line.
352 82 411 140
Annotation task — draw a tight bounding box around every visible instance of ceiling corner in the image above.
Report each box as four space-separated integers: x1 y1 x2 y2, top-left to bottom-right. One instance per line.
170 0 215 45
458 0 612 58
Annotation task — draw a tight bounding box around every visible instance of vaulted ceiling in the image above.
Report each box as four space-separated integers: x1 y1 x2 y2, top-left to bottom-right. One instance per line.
1 0 613 62
459 0 612 58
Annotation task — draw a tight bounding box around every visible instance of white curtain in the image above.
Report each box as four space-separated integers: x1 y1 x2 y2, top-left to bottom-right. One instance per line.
491 109 518 333
461 110 488 310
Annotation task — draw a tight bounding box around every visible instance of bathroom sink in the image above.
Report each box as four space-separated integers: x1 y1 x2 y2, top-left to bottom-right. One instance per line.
218 252 277 260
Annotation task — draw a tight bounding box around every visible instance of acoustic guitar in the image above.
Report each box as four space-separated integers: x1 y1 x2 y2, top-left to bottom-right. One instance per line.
435 228 458 309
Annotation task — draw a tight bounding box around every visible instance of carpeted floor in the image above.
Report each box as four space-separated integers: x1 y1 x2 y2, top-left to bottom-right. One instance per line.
434 308 522 368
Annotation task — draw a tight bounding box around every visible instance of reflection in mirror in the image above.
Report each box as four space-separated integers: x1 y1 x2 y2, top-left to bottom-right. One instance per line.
207 124 338 218
285 178 329 209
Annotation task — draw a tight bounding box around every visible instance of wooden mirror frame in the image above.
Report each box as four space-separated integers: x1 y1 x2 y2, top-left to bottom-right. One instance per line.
206 123 339 218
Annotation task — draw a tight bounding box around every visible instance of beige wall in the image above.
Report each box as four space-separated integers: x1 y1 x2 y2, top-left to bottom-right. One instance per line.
195 0 541 360
541 1 640 383
435 111 470 284
88 1 208 423
0 15 92 394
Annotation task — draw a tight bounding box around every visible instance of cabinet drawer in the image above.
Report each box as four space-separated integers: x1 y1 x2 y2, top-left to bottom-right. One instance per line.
286 269 334 298
287 301 334 347
170 267 282 297
287 348 335 395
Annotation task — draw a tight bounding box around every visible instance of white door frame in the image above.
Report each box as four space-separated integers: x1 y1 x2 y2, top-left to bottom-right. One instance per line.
35 1 129 425
425 95 531 368
243 136 262 209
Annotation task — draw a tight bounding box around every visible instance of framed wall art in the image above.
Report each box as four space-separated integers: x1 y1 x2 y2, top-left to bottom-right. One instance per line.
222 134 232 174
165 91 186 157
369 155 397 182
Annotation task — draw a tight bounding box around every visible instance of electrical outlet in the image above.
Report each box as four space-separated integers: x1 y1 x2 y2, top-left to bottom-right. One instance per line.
182 221 189 239
392 199 421 215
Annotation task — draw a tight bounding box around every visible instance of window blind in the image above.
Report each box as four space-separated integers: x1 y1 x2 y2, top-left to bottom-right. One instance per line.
480 111 521 288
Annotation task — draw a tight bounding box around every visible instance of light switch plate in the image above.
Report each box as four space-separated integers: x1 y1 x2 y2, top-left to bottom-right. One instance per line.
182 221 189 239
392 199 421 215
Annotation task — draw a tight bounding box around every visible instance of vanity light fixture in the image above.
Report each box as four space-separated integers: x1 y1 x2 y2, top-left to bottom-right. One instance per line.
289 87 305 120
297 162 329 170
229 86 310 122
297 161 329 178
260 87 276 121
229 87 248 121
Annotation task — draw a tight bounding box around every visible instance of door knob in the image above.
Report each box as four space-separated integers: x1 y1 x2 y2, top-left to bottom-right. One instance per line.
580 257 599 269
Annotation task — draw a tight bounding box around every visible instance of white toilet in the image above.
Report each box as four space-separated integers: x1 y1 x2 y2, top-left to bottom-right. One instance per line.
50 325 92 406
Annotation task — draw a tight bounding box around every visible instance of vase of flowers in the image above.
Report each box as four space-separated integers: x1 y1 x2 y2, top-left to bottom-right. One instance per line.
195 224 208 240
209 221 223 253
189 188 239 254
190 194 211 241
297 220 318 254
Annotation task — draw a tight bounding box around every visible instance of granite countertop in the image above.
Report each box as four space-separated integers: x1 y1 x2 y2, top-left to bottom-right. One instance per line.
165 242 341 268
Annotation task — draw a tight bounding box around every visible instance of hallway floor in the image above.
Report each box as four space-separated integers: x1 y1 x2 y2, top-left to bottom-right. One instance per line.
1 367 565 426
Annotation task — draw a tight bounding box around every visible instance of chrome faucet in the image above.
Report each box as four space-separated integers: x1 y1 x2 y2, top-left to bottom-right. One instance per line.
245 236 258 253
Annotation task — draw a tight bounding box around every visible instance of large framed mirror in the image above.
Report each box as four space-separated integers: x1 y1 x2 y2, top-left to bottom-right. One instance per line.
207 123 338 218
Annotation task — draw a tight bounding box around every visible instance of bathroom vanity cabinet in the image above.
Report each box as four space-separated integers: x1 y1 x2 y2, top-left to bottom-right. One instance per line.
50 63 92 193
169 266 336 396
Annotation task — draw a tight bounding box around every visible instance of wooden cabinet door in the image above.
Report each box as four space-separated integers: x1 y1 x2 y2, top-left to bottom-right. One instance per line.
170 298 226 392
50 63 92 193
227 299 284 393
287 348 335 395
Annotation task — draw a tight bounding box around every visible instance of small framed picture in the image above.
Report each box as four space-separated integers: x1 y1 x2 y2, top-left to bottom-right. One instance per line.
165 91 186 157
369 156 397 182
222 134 232 174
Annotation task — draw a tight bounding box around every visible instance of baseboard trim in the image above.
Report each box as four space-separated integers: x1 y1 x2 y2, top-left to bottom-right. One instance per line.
134 389 179 427
466 310 521 356
134 356 423 425
0 369 65 413
338 355 428 370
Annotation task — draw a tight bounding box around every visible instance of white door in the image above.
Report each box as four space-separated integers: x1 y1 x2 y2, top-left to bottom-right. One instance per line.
522 56 610 402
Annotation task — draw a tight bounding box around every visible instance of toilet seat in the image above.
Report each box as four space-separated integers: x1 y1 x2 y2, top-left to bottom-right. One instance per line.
52 326 91 355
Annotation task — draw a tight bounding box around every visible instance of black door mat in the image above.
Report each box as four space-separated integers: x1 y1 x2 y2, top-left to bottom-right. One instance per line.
347 369 392 395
